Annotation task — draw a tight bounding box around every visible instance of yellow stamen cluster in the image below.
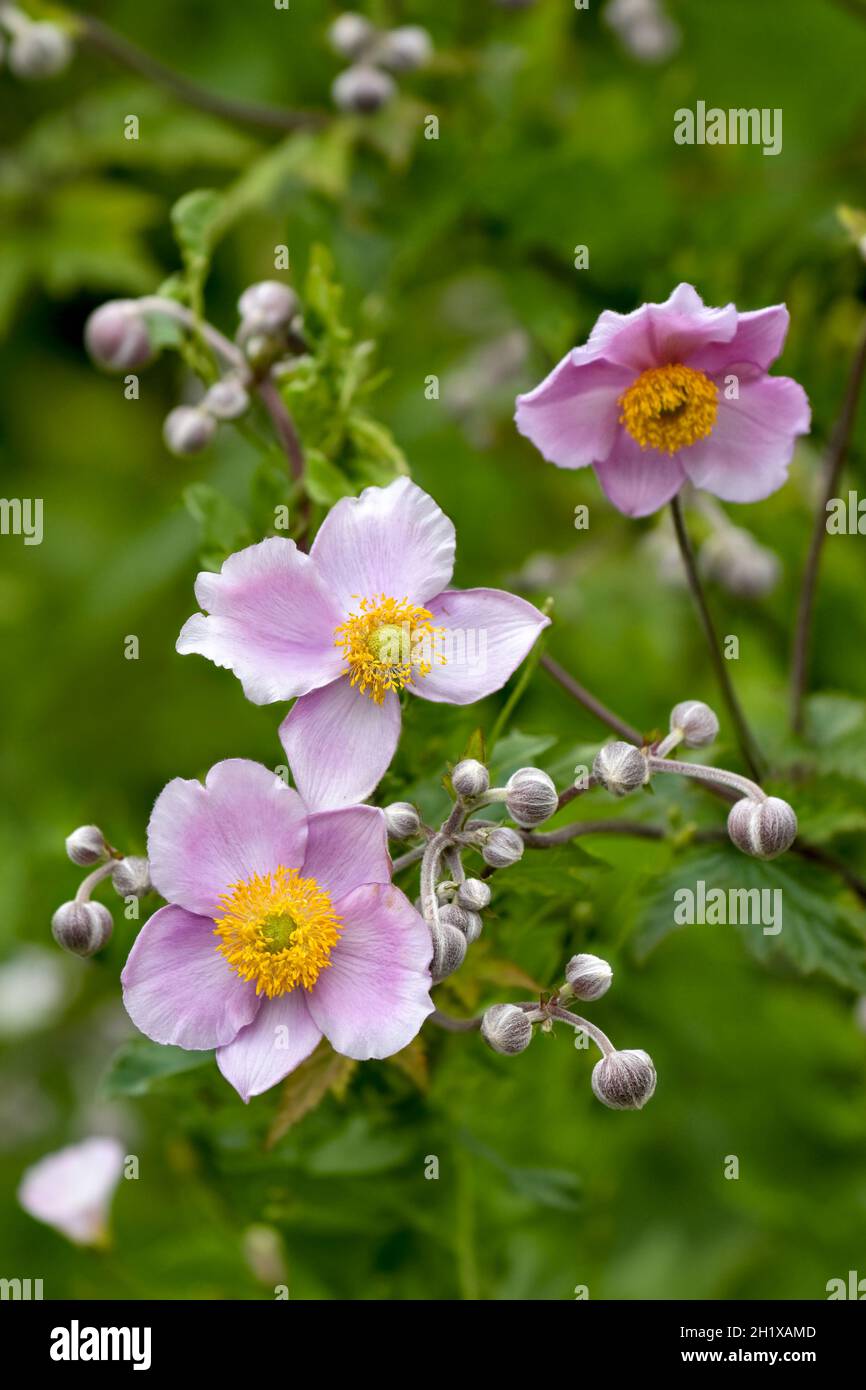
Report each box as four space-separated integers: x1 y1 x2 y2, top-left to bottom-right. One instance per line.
334 594 445 704
214 867 341 998
618 363 718 455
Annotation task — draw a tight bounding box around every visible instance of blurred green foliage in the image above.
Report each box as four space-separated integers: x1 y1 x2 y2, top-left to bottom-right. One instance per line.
2 0 866 1301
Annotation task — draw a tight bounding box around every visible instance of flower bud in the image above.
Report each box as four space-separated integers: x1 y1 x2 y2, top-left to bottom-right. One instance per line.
727 796 797 861
505 766 558 827
110 856 151 899
51 901 113 958
700 526 780 600
439 903 483 945
593 741 648 797
332 64 396 115
203 376 250 421
328 13 376 60
456 878 491 912
85 300 153 373
9 22 72 80
669 699 719 749
591 1049 656 1111
481 1003 532 1055
378 26 433 73
237 281 299 333
451 759 489 799
481 826 524 869
565 952 613 1002
383 802 421 840
163 405 216 456
65 825 108 868
430 922 467 983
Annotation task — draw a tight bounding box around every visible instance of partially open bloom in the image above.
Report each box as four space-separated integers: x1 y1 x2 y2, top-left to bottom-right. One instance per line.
178 479 549 809
18 1138 125 1246
515 284 810 517
121 759 433 1100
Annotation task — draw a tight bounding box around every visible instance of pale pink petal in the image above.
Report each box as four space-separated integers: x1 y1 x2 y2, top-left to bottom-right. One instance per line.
310 477 456 610
147 759 308 918
682 375 811 503
307 883 433 1059
412 587 550 705
216 991 322 1102
582 283 738 373
594 428 687 517
177 537 343 704
689 304 791 376
301 805 392 902
514 353 630 469
18 1138 125 1246
121 904 260 1050
279 680 401 812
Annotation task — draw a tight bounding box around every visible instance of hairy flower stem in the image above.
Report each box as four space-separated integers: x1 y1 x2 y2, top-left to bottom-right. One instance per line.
541 655 643 744
428 1009 482 1033
75 11 326 134
669 495 764 782
790 316 866 733
74 860 116 903
645 755 765 802
548 1005 615 1056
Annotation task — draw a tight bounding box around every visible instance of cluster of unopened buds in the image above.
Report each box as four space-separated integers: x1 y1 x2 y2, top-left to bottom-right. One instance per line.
594 700 798 860
51 827 151 958
0 3 71 79
328 12 433 115
84 280 305 457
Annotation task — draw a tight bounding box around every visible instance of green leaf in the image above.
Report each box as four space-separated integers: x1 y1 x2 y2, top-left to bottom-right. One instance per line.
101 1040 212 1098
171 188 226 305
632 847 866 992
183 483 252 569
266 1041 356 1148
303 449 356 507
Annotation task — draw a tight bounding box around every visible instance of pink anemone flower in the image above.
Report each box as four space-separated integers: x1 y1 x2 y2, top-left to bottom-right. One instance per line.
515 283 810 518
18 1138 125 1247
177 478 550 810
120 759 433 1101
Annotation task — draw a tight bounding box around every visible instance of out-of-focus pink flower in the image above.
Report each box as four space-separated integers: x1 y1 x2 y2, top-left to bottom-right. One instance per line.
177 479 549 809
18 1137 125 1246
515 284 810 518
121 759 432 1101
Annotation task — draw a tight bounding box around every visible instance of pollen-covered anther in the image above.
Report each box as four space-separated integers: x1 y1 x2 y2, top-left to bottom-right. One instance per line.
334 594 445 703
214 867 341 998
618 363 718 454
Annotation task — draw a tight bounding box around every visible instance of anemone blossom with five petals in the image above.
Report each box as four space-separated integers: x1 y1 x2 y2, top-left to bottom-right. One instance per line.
120 759 433 1101
177 478 550 810
515 283 811 518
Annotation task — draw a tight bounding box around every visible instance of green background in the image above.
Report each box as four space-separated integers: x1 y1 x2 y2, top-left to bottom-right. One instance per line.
1 0 866 1300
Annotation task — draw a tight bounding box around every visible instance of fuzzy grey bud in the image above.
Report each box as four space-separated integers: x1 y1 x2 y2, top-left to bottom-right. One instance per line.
85 300 153 372
65 825 108 868
51 901 113 958
383 802 421 839
727 796 797 861
700 526 780 600
593 741 648 797
378 26 433 73
203 376 250 421
456 878 491 912
481 826 524 869
430 922 467 983
565 952 613 1002
332 64 396 114
592 1049 656 1111
451 759 489 799
111 856 151 899
481 1003 532 1055
439 903 483 945
9 22 72 80
237 281 299 333
328 13 376 60
670 699 719 749
505 766 558 827
163 405 216 456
